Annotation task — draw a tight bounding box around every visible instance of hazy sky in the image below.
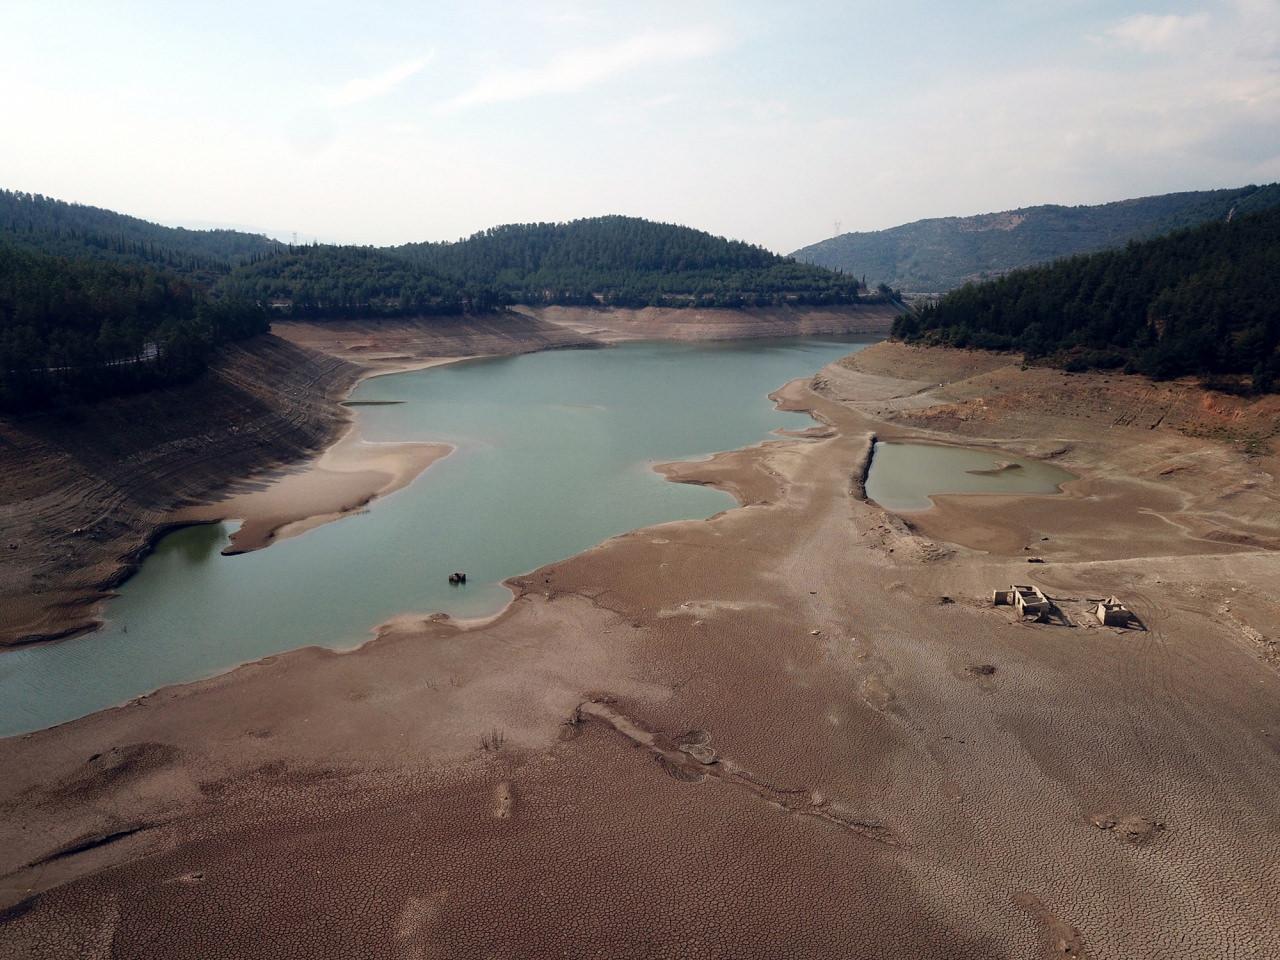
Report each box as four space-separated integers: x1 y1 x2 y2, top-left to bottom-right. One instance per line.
3 1 1278 252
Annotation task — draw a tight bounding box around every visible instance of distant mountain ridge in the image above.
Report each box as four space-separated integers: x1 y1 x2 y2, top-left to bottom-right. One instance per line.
792 184 1280 293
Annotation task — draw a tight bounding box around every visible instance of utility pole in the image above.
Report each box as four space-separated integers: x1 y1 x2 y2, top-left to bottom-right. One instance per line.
833 220 842 237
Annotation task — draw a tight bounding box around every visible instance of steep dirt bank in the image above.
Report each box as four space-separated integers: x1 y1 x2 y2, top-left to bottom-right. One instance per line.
3 341 1278 958
0 335 360 646
0 312 600 646
270 309 599 368
518 302 901 341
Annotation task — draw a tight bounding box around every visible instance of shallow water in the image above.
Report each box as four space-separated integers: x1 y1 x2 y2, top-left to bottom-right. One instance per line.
1 336 876 736
864 440 1074 511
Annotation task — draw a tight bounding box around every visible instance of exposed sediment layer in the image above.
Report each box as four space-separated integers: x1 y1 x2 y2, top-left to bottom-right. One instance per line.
270 308 600 367
0 335 359 646
2 340 1278 958
518 302 901 341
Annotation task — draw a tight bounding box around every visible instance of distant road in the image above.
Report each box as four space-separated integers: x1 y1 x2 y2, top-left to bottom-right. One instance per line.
18 341 160 375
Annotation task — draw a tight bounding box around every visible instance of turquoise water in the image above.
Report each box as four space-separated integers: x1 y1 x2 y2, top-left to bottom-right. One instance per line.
864 440 1074 511
0 337 876 736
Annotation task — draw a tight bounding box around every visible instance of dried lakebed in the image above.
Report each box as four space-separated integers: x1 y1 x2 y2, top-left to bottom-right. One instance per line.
1 336 878 735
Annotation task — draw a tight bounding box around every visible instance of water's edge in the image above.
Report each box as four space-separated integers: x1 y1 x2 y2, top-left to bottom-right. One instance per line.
2 337 875 737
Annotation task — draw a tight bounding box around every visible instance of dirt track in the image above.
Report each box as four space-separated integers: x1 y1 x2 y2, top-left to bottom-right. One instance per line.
1 340 1278 958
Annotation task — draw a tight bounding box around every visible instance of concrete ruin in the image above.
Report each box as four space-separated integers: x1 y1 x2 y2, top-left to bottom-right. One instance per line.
993 584 1052 621
1094 596 1133 627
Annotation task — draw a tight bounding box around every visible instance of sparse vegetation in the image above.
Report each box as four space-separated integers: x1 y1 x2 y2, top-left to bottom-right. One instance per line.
794 183 1280 292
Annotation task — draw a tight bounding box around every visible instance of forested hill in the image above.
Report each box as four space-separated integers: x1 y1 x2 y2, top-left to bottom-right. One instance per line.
892 206 1280 392
1 192 881 409
793 184 1280 293
391 216 870 307
2 193 874 314
0 242 268 412
221 245 497 318
0 190 283 280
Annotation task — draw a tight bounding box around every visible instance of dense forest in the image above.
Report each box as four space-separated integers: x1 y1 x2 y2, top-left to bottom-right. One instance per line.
0 189 282 283
794 184 1280 293
893 206 1280 392
221 245 504 317
391 216 871 307
0 243 267 411
0 193 884 411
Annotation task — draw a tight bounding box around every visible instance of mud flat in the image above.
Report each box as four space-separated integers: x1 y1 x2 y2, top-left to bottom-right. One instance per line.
2 342 1279 958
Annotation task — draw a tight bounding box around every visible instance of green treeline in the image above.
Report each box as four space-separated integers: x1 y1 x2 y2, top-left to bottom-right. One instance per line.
0 189 282 283
392 216 870 307
0 243 268 412
221 245 504 317
893 207 1280 392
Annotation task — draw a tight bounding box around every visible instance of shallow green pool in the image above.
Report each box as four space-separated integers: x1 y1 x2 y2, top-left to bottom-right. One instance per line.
864 440 1074 511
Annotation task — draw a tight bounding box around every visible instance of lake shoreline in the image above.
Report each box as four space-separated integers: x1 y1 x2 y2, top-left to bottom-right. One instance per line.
4 340 1277 956
0 304 893 649
171 355 477 557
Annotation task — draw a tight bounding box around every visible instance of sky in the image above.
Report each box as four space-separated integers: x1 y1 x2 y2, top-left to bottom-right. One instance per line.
1 0 1278 253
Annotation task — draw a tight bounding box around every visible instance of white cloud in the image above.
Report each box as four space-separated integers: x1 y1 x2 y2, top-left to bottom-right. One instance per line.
329 55 433 107
441 29 723 113
1105 13 1211 53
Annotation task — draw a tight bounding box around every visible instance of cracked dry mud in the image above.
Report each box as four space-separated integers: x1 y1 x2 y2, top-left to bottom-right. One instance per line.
1 341 1279 958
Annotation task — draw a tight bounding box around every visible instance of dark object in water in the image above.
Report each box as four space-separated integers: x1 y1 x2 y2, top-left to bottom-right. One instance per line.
966 460 1024 477
448 572 468 585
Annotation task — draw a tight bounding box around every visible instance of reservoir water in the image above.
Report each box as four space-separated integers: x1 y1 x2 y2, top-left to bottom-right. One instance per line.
864 440 1074 511
1 337 876 736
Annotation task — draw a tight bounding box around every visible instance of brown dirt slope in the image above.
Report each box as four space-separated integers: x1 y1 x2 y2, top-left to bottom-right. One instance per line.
519 302 900 341
271 309 599 368
0 335 359 646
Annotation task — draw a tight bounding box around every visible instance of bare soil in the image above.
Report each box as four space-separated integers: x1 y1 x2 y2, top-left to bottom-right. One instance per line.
1 339 1278 959
519 302 900 341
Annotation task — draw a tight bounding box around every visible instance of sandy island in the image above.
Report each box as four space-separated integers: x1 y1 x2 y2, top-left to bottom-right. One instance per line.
1 332 1278 959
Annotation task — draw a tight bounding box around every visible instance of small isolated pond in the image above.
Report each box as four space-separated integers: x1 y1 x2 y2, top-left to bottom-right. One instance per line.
864 441 1074 512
